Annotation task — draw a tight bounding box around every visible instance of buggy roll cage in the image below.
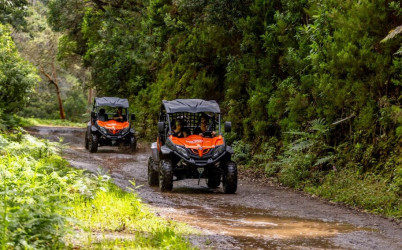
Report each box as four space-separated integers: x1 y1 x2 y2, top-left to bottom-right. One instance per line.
92 97 130 120
159 99 222 136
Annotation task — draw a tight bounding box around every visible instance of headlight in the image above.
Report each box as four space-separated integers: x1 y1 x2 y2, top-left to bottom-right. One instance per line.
99 126 108 134
213 145 225 158
121 127 130 134
177 146 188 158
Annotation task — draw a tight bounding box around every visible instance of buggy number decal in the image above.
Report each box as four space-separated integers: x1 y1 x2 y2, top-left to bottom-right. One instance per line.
185 139 203 144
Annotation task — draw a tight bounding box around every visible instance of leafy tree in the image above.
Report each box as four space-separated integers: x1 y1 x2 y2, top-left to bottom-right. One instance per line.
13 3 89 120
0 0 29 30
0 24 38 114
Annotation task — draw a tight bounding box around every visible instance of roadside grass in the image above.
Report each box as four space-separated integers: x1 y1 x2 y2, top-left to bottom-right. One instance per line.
305 168 402 219
16 116 86 128
232 122 401 219
67 181 194 249
0 132 195 249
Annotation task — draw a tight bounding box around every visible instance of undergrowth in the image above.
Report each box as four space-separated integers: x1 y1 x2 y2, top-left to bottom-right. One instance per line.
233 119 401 219
305 168 402 218
0 132 193 249
68 182 193 249
16 116 86 128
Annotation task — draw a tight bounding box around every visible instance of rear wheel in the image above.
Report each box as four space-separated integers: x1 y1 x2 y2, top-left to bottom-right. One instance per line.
88 133 98 153
159 160 173 192
148 157 159 186
84 130 89 150
222 161 237 194
206 172 221 188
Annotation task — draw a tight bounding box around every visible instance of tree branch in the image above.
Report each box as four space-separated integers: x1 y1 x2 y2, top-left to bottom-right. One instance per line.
39 64 55 85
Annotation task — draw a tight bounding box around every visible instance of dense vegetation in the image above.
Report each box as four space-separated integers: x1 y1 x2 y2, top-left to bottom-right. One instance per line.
0 2 193 248
0 131 192 248
11 3 88 122
43 0 401 217
0 23 38 116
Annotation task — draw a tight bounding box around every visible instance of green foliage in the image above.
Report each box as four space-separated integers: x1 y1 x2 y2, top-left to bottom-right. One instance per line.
306 167 401 218
12 3 88 122
232 140 252 165
274 119 334 189
251 137 280 176
63 87 87 122
0 24 38 113
18 90 60 119
16 116 86 128
68 182 193 248
0 0 29 30
0 131 193 248
0 133 74 248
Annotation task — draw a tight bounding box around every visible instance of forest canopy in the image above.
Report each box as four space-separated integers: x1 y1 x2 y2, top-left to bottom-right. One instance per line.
46 0 401 160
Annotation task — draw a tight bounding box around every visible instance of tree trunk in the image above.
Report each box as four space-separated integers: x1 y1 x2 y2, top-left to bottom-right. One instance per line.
39 64 66 120
88 88 95 107
55 83 65 120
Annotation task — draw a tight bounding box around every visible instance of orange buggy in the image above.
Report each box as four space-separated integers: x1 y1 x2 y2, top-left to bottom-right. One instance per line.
85 97 136 153
148 99 237 193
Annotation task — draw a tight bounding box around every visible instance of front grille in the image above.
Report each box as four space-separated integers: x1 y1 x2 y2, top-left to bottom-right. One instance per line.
190 148 211 155
108 129 121 135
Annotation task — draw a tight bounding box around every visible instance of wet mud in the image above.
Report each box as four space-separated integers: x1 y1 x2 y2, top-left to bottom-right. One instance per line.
26 126 402 249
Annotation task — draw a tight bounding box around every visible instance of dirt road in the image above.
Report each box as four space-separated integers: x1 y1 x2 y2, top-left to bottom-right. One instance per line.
26 126 401 249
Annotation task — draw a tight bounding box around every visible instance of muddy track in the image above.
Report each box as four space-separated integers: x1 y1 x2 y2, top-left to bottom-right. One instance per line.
26 126 401 249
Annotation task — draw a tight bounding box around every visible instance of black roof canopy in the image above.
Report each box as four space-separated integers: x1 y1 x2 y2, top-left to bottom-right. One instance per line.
95 97 129 108
162 99 220 113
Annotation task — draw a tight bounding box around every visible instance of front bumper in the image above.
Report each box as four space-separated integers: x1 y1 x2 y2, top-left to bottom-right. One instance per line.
171 151 229 180
173 150 227 167
92 125 134 145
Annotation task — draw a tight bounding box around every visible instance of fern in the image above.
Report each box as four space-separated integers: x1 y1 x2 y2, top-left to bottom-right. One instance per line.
314 155 335 166
289 139 314 152
309 118 329 133
284 131 309 136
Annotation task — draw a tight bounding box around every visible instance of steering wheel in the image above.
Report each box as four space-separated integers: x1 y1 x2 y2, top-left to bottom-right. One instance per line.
203 131 212 138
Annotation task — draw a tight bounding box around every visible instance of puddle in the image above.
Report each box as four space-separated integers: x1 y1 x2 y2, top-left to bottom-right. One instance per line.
158 205 374 249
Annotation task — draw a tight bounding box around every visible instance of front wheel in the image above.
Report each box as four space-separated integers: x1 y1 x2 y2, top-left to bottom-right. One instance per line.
222 161 237 194
88 133 98 153
159 160 173 192
148 157 159 186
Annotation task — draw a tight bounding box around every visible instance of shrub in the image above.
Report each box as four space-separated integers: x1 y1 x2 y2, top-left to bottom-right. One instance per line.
0 133 97 248
232 140 252 165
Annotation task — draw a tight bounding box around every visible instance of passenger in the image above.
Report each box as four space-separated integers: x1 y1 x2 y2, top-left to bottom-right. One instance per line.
98 108 108 121
172 119 187 138
194 114 216 137
113 107 124 122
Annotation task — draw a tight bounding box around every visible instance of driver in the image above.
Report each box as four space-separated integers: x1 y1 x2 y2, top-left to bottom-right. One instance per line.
113 107 125 122
172 119 187 138
194 114 216 137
